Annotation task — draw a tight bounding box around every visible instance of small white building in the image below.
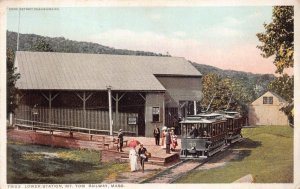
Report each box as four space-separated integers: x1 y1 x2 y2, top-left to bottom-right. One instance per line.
248 91 289 126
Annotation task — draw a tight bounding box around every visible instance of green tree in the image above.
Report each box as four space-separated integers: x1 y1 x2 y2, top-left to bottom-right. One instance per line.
268 74 294 103
201 74 254 116
7 48 20 114
201 73 220 110
257 6 294 74
257 6 294 124
30 39 53 52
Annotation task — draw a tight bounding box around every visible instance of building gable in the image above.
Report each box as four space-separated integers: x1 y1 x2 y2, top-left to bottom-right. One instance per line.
251 91 288 106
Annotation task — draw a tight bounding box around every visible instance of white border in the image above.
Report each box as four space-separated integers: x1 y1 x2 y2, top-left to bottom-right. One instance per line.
0 0 299 189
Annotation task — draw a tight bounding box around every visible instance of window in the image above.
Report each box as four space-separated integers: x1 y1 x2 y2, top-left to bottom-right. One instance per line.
152 107 160 122
263 96 273 104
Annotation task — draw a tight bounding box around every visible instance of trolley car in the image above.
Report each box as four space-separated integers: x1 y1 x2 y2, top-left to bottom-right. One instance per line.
180 113 227 158
223 111 243 144
180 112 243 159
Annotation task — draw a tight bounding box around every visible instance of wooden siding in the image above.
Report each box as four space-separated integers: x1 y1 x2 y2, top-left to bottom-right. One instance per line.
156 76 202 107
248 91 288 126
145 93 165 137
15 105 138 135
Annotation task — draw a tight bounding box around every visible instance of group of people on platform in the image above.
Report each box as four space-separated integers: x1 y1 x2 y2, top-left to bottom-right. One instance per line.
117 129 149 173
153 125 178 154
117 126 178 173
128 143 149 173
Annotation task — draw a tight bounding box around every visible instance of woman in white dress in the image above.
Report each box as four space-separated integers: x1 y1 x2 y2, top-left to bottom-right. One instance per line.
129 147 139 172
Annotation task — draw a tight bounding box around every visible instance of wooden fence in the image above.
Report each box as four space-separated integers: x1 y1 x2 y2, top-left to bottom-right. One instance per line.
15 105 138 135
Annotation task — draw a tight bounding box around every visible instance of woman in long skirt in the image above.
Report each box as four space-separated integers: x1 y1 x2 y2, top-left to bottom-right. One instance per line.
129 147 139 172
161 129 167 149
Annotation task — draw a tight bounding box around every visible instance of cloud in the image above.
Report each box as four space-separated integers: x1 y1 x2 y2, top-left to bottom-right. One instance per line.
83 29 275 74
223 17 243 26
197 43 276 74
148 13 161 21
198 25 244 44
173 31 187 38
85 29 204 57
247 11 263 19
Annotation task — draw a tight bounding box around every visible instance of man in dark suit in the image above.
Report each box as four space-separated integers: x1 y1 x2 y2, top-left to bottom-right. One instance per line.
117 129 124 152
138 144 148 173
153 125 160 145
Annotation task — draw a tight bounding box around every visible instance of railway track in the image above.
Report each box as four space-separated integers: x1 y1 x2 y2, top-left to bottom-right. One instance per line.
141 145 229 183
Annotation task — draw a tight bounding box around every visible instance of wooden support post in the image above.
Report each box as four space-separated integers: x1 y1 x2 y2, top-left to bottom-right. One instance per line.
107 86 113 136
138 93 146 101
112 92 126 134
49 92 52 123
41 91 59 124
138 92 146 137
178 101 186 119
163 93 165 126
184 101 188 118
116 93 119 130
194 101 197 115
76 92 93 128
113 92 127 134
17 93 25 105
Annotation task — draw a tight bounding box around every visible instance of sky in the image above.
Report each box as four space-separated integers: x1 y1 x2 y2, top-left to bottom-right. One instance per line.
7 6 279 74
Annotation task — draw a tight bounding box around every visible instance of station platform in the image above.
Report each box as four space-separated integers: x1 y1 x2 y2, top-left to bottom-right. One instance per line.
7 128 181 166
101 136 181 166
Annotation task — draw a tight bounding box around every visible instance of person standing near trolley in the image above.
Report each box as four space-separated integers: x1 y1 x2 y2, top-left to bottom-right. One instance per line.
161 127 167 149
165 129 171 154
153 125 160 145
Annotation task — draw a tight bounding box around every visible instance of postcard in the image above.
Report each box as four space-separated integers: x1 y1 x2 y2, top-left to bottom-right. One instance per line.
0 0 299 189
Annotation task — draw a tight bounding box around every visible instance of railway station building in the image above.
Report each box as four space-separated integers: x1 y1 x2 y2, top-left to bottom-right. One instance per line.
14 51 202 137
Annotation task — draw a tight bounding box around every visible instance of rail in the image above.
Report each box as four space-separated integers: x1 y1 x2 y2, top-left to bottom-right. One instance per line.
141 144 230 183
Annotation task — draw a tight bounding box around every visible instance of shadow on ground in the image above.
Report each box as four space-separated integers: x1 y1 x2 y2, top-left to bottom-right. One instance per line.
233 138 262 149
228 138 262 162
207 138 262 164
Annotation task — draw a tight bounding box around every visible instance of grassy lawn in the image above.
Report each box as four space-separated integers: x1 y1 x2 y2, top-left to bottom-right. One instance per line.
7 142 129 183
177 125 293 183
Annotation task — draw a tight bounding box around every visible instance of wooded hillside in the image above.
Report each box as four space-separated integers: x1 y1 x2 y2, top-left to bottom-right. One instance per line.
7 30 275 100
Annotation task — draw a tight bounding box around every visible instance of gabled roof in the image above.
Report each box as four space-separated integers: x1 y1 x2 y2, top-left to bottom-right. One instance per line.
251 91 288 105
15 51 202 91
268 91 288 103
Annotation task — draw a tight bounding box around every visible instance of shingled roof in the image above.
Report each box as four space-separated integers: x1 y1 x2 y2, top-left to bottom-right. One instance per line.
15 51 202 91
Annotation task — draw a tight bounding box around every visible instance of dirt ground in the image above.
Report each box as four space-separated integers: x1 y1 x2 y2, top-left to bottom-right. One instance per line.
104 164 166 183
